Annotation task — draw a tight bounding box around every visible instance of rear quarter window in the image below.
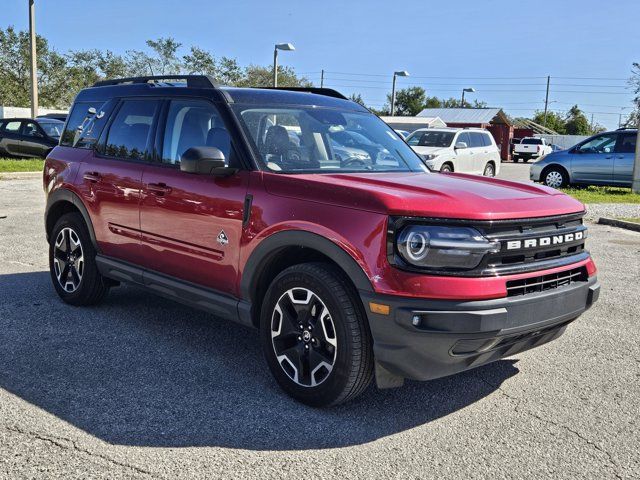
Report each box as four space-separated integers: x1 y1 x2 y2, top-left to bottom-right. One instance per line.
60 101 105 147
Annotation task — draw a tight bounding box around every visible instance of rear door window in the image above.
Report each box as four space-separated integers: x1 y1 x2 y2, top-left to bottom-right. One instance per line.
482 133 493 147
104 99 159 160
2 121 22 134
615 132 636 154
468 132 485 148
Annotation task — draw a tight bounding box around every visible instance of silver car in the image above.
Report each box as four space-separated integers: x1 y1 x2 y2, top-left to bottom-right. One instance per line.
530 128 637 188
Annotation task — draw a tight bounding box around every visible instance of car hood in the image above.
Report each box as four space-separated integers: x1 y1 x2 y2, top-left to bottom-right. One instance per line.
264 171 585 220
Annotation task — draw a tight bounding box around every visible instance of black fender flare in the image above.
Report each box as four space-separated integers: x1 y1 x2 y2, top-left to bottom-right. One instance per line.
240 230 374 302
45 188 99 251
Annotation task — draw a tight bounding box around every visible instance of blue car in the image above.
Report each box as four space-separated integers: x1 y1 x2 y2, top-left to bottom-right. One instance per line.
530 128 637 188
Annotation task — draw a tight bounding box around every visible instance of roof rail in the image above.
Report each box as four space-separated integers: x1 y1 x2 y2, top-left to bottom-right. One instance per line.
616 126 637 131
261 86 348 100
92 75 219 88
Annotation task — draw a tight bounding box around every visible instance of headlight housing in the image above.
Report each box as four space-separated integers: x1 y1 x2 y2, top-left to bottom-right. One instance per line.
394 224 500 271
422 153 438 161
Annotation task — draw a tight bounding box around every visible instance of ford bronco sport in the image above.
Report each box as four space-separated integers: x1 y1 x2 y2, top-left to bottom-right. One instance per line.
44 75 600 406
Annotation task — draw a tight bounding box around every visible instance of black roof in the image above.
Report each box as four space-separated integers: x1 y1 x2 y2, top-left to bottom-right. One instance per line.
76 75 366 112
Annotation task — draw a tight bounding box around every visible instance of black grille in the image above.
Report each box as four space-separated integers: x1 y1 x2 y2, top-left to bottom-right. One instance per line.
506 266 588 297
388 212 589 277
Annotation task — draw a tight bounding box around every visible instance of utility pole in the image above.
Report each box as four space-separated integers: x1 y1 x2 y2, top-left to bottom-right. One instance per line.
619 113 623 128
542 75 550 128
632 126 640 194
590 113 594 133
28 0 38 118
320 69 324 88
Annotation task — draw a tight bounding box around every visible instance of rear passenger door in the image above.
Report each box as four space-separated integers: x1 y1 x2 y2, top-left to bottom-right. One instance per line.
138 98 249 296
0 120 25 156
76 98 160 265
613 131 636 186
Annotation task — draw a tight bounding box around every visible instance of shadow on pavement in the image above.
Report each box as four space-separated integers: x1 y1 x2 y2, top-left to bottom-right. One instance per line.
0 271 519 450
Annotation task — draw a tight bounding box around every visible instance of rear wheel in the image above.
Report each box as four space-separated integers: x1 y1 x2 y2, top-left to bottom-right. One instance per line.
542 167 568 189
440 163 453 173
260 263 373 407
49 212 110 305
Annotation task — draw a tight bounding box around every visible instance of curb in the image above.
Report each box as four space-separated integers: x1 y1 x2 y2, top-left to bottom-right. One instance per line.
0 171 41 180
598 217 640 233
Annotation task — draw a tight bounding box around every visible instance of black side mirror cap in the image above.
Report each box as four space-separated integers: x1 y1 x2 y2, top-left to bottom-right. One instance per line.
180 147 237 176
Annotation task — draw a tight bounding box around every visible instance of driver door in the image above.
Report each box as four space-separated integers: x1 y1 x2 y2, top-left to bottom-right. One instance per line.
571 133 617 184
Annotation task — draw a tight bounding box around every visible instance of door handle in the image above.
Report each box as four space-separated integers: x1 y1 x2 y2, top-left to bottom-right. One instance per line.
83 172 101 182
147 182 172 196
605 156 613 159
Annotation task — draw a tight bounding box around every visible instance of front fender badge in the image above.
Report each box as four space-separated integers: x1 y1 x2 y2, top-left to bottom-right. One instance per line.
217 230 229 246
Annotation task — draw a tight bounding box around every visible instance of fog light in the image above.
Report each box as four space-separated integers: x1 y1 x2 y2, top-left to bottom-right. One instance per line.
412 315 421 326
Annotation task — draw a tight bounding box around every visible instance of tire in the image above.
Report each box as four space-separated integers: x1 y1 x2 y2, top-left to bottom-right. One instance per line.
542 166 568 189
483 162 495 177
440 163 453 173
513 156 519 162
49 212 110 305
260 262 374 407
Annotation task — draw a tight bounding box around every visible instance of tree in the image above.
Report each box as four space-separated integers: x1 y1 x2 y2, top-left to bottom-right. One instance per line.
145 37 182 75
564 105 591 135
627 62 640 127
183 46 216 75
237 64 311 88
532 111 567 134
349 93 366 107
386 86 427 116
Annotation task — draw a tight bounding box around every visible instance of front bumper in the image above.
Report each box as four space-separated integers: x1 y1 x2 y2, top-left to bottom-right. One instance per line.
360 276 599 382
530 162 544 181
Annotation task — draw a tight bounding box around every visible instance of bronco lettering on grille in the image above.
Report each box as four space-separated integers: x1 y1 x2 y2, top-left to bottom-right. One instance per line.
506 231 584 250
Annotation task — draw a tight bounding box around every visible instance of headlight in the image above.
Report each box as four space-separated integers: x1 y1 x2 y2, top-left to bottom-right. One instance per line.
422 154 438 160
396 225 500 270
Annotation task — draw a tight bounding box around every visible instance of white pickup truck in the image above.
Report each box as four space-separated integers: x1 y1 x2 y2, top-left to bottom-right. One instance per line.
513 137 552 162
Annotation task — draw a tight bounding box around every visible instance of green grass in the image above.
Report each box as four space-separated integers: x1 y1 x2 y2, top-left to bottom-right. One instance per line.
559 186 640 204
0 157 44 173
619 217 640 224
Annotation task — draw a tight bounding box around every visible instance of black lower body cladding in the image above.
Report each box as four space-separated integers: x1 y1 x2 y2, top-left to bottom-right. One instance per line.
360 276 599 382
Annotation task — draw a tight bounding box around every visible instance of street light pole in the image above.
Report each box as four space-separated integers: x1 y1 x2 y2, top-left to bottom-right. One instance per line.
28 0 38 118
461 87 475 107
632 127 640 194
272 43 295 88
390 70 409 116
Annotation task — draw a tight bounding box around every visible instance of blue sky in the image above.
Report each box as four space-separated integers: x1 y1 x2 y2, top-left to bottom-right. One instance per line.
3 0 639 128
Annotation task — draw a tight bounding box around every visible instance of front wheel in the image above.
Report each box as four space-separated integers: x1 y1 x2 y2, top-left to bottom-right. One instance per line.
542 167 568 189
440 163 453 173
260 263 374 407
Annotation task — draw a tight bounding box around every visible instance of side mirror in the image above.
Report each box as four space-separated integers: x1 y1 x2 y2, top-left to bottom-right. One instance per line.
454 141 468 150
180 146 237 176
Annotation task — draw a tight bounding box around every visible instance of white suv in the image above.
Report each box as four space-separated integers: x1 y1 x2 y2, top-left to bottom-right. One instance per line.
405 128 501 176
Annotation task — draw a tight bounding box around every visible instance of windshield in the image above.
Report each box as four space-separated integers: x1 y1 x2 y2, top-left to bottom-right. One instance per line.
231 105 427 173
37 120 64 138
406 131 455 148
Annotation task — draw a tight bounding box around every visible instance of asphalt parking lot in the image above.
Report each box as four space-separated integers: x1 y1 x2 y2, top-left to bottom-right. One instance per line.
0 175 639 479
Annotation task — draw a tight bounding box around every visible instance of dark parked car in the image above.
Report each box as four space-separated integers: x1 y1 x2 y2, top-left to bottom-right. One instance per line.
0 118 64 158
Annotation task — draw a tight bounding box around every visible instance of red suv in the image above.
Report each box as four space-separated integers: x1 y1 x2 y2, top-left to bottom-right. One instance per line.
44 76 599 406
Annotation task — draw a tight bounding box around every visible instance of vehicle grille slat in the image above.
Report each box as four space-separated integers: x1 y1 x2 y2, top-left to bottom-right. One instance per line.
506 267 588 297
